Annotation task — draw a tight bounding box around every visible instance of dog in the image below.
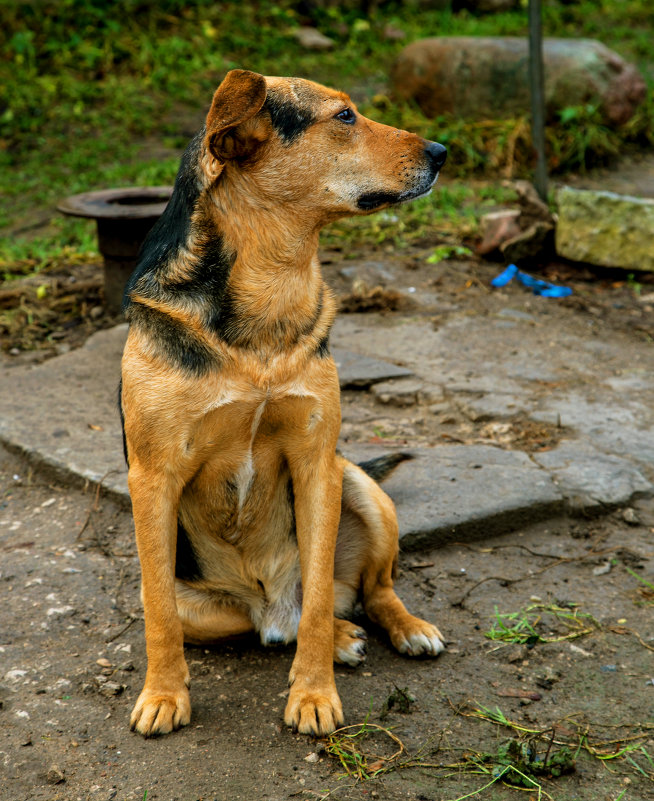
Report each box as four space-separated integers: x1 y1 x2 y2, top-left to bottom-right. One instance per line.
120 69 447 738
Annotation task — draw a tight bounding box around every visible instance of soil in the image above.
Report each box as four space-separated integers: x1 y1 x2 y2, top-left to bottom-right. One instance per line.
2 439 653 801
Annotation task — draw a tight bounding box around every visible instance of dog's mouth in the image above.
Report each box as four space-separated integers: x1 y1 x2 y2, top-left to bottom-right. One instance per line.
356 172 441 211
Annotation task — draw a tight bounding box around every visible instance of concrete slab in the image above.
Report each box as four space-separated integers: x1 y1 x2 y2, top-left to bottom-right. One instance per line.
332 347 412 388
0 325 129 502
533 441 653 510
344 444 564 550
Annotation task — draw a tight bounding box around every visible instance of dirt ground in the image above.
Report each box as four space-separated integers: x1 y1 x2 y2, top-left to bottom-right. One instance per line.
1 436 653 801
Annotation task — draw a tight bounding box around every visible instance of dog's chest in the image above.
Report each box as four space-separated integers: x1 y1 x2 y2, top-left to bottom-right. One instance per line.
233 396 267 514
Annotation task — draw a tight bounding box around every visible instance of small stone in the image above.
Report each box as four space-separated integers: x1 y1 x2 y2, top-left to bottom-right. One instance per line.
304 752 320 763
99 681 123 697
292 27 334 50
47 765 65 785
9 348 20 356
622 507 640 525
592 562 612 576
89 305 104 319
96 658 112 668
371 379 423 407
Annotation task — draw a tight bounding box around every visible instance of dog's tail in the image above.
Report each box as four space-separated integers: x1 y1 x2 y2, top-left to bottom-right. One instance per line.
357 452 414 482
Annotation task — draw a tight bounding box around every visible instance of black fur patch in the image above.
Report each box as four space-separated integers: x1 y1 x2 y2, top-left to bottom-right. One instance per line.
128 301 216 376
123 127 239 373
316 335 330 358
123 130 205 310
356 191 401 211
263 95 315 145
117 379 129 466
175 520 203 582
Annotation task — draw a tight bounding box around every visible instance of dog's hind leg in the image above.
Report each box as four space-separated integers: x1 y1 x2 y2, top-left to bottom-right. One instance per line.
175 582 255 645
338 459 445 657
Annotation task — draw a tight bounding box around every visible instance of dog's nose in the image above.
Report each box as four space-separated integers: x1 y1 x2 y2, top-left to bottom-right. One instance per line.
425 142 447 170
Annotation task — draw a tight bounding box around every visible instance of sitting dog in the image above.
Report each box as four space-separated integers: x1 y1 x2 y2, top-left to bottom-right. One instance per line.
120 69 447 738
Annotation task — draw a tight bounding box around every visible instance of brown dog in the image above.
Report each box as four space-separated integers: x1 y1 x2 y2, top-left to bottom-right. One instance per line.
120 69 446 738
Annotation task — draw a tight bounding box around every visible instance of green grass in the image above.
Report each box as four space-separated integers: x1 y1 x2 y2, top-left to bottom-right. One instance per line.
1 0 654 268
485 602 599 646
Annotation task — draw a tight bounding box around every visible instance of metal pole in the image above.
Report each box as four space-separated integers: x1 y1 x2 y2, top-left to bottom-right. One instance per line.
528 0 548 201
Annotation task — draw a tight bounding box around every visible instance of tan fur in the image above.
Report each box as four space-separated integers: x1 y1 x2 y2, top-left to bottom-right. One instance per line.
122 70 445 739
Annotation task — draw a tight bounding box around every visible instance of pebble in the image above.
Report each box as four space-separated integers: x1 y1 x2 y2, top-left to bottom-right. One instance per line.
99 682 123 697
292 27 334 50
371 379 422 407
304 752 319 763
96 658 112 668
47 765 65 784
622 507 640 525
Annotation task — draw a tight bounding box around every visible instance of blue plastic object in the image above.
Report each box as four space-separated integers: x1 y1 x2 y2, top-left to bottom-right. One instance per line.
491 264 572 298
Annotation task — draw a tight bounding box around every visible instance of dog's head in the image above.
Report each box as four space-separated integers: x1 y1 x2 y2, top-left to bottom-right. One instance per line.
203 69 446 223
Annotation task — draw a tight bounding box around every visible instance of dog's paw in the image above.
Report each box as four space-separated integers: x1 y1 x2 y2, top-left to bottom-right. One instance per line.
284 684 344 735
390 617 445 657
130 685 191 737
334 618 367 667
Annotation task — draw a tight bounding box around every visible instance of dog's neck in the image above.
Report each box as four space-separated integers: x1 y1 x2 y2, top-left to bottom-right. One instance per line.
126 157 335 359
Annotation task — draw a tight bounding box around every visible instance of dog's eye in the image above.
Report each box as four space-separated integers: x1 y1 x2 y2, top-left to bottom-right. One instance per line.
335 108 356 124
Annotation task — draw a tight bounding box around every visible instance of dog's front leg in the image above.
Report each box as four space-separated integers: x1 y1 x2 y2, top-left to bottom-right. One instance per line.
128 465 191 737
284 452 345 735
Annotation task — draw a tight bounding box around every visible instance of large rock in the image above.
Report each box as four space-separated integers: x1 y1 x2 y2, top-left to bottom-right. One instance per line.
391 37 646 126
556 186 654 272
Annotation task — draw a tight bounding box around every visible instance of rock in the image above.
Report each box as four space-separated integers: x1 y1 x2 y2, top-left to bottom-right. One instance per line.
371 379 423 407
622 507 640 526
477 210 521 256
47 765 65 784
533 442 653 510
98 681 124 697
292 27 334 50
391 38 646 126
555 187 654 273
332 348 412 389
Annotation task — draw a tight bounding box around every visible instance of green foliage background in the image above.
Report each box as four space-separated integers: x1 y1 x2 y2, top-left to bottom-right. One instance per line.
1 0 653 262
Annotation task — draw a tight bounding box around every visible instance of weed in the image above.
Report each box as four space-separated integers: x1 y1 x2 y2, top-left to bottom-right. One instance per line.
485 602 599 646
324 721 406 780
427 245 474 263
625 566 654 605
459 700 654 781
379 685 416 720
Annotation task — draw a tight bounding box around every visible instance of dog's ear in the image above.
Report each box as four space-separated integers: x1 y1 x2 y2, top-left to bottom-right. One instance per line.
205 70 268 164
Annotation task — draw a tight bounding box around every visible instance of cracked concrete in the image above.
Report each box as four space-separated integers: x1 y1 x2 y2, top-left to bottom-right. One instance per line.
1 278 652 548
